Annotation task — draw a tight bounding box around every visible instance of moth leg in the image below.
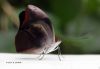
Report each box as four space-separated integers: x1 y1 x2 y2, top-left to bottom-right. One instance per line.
38 48 48 60
35 48 46 59
57 46 63 61
38 52 45 60
53 46 61 61
36 53 43 59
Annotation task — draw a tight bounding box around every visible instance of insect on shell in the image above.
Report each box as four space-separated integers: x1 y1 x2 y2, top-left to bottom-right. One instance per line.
15 5 61 54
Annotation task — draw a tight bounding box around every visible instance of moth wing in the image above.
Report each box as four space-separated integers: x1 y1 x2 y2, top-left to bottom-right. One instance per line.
34 20 55 43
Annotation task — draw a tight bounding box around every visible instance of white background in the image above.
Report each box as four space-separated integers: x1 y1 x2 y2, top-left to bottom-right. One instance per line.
0 53 100 69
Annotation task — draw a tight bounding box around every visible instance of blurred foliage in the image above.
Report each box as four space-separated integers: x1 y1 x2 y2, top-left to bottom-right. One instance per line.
0 0 100 54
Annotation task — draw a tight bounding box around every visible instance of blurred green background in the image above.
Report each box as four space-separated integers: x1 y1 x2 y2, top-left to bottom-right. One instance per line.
0 0 100 54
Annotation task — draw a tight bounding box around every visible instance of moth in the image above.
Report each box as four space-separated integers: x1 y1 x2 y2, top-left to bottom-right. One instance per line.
15 5 61 59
